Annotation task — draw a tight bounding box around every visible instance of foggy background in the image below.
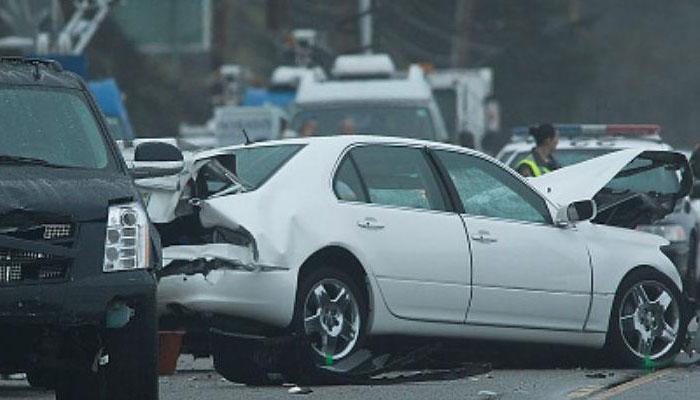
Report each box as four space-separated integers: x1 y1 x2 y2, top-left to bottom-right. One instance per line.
0 0 697 149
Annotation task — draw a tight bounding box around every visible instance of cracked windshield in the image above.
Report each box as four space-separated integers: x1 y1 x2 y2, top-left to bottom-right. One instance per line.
0 1 699 400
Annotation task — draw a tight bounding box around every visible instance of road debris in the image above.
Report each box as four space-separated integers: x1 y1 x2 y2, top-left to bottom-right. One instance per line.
288 386 313 394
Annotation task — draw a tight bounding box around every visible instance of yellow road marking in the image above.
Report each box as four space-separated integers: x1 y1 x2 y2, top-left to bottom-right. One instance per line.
567 384 604 398
590 368 676 400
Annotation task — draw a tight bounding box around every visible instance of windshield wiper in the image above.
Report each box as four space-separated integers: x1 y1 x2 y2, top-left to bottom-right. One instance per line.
0 155 76 169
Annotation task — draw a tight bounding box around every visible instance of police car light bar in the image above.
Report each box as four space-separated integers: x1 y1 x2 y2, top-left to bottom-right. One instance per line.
512 124 661 137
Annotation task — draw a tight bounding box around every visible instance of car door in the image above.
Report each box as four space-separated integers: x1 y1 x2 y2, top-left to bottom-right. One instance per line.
432 149 592 330
334 144 471 323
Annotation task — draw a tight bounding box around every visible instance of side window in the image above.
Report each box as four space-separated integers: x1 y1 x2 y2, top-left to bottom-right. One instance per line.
334 157 367 202
349 145 447 211
434 150 551 224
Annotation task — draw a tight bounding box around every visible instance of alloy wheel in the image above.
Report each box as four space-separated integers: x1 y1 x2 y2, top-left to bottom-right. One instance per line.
618 280 680 360
303 278 361 361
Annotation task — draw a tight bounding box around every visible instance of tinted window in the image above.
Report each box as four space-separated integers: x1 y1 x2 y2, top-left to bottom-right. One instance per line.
197 144 303 197
334 157 367 202
349 145 446 211
0 87 112 169
292 106 435 139
435 150 551 223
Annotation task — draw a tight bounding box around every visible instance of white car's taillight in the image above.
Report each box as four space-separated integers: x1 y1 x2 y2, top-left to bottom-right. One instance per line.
636 224 687 243
103 202 150 272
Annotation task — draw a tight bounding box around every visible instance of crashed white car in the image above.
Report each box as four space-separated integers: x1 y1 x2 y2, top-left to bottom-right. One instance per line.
143 136 691 382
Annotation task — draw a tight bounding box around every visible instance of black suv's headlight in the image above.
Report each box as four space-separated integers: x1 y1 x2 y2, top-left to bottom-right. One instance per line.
103 202 150 272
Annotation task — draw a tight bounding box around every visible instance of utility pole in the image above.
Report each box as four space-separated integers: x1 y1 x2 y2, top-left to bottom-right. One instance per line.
358 0 372 53
451 0 474 67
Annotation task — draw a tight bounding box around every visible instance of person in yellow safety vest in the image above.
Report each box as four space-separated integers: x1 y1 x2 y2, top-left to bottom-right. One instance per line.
516 123 561 177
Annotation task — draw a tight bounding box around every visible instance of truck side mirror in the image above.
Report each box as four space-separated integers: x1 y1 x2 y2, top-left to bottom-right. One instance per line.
131 142 184 179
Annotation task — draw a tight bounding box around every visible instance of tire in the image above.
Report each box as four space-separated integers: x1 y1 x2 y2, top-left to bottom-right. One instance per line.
292 267 368 365
689 234 699 299
103 298 159 400
605 269 688 368
211 333 271 386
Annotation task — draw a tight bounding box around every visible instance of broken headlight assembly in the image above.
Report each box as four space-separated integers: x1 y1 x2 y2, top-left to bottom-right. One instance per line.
103 202 150 272
636 224 687 243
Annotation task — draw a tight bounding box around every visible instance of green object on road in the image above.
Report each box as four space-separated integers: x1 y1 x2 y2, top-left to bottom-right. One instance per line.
643 356 655 370
325 354 333 366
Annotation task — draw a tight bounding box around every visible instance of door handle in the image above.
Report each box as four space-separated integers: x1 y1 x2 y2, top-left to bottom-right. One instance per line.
471 230 498 244
357 217 385 230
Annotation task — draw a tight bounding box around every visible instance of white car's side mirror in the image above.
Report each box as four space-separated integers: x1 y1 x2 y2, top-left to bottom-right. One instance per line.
556 199 597 226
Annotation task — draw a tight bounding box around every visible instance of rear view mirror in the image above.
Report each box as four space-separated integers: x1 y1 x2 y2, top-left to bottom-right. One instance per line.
131 142 184 179
556 199 597 225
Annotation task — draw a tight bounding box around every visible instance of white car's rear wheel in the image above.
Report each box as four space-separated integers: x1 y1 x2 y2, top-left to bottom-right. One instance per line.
607 270 687 367
296 268 367 363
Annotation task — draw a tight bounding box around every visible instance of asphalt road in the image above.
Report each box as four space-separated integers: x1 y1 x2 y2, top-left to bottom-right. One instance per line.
2 350 699 400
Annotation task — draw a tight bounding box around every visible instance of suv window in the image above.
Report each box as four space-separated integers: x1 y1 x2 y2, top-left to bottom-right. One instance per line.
435 150 551 224
0 87 112 169
344 145 447 211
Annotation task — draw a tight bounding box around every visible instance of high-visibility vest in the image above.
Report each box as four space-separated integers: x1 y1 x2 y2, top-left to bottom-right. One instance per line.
516 156 551 177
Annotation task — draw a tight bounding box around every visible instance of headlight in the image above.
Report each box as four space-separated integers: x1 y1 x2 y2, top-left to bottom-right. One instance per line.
103 202 150 272
636 224 687 243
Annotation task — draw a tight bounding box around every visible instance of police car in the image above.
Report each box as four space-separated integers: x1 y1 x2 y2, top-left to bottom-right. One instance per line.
498 124 700 296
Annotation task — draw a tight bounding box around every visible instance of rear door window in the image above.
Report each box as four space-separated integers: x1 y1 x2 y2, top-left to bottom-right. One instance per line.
338 145 447 211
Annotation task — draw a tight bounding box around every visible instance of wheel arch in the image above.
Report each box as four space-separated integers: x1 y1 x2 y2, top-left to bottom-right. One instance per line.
297 245 374 325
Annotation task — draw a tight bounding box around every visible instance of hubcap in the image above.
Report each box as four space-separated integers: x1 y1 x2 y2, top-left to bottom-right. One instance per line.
619 281 680 360
303 278 361 360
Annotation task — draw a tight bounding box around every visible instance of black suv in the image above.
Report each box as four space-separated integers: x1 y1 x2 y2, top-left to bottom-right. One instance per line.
0 58 182 399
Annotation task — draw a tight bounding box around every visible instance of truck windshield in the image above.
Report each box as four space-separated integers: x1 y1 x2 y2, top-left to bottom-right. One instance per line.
292 105 435 139
0 87 113 170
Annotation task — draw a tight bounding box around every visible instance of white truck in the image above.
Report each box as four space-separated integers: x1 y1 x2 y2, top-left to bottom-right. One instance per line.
426 68 499 148
290 53 449 142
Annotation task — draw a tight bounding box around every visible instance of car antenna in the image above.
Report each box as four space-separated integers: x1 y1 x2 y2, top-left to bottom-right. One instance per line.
241 128 252 145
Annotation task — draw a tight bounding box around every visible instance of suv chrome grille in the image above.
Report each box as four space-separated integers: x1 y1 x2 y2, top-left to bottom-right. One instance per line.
0 248 69 285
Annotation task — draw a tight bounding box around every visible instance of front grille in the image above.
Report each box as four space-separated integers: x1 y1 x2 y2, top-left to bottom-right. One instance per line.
42 224 72 240
0 248 69 285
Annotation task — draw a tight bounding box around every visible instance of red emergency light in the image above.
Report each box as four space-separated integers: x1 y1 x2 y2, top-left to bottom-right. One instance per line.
605 124 661 136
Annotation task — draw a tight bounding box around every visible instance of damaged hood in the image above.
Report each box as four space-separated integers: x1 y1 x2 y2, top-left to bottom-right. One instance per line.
530 149 691 207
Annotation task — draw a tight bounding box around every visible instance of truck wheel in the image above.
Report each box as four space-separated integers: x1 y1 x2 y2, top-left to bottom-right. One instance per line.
104 299 159 400
605 270 687 367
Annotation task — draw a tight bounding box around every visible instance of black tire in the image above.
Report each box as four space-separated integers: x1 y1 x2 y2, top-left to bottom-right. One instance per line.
689 233 698 299
605 269 688 368
103 298 159 400
211 333 271 386
291 267 368 364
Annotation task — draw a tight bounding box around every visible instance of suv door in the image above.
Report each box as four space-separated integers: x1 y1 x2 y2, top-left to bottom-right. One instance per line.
334 144 471 323
432 149 592 330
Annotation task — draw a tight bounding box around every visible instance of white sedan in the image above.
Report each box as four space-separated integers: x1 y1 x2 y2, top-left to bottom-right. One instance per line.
149 136 691 383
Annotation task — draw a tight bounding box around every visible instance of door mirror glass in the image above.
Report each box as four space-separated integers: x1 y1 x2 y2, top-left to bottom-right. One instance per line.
557 200 597 225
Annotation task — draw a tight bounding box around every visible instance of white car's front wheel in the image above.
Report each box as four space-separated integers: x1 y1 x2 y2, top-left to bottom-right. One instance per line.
606 270 687 367
295 268 367 364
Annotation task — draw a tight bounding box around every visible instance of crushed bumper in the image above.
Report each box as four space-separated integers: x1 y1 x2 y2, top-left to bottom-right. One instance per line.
157 245 296 329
